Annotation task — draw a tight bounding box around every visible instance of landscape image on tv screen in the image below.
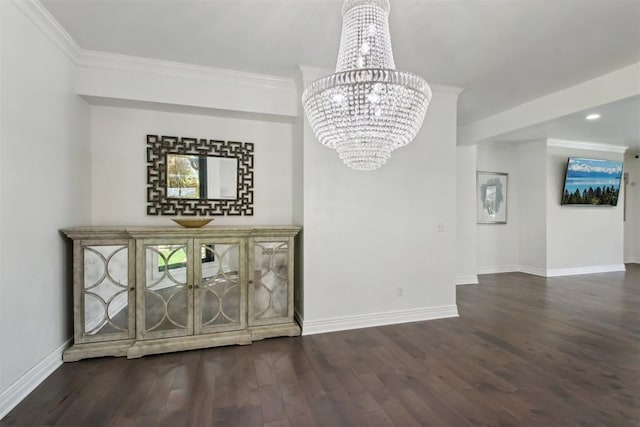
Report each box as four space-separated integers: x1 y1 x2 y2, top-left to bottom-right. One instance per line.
561 157 623 206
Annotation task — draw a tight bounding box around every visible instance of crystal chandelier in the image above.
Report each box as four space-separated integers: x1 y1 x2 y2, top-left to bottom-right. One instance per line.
302 0 431 171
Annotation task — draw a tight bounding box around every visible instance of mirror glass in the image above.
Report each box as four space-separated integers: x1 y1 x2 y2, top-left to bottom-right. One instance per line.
83 245 129 336
166 154 238 200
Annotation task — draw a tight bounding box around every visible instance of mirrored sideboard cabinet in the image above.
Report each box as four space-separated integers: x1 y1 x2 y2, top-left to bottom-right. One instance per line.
61 225 301 362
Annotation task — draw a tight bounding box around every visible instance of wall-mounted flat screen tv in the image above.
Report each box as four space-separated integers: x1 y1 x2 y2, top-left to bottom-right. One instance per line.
561 157 623 206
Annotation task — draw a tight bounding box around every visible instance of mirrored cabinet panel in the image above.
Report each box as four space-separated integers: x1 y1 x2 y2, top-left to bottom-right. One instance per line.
62 226 300 362
81 244 133 341
249 239 292 326
140 242 191 339
195 239 245 334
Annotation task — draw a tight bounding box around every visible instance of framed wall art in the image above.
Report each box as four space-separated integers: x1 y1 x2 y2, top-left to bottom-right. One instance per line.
560 157 623 206
477 171 508 224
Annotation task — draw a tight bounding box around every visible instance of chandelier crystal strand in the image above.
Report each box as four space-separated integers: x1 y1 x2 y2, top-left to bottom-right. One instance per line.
302 0 431 171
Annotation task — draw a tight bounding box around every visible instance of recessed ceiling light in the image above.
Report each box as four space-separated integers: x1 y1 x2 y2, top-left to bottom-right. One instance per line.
585 113 601 120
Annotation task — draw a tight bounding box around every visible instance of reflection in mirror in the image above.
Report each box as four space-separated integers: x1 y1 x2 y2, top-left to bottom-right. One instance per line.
206 157 238 199
199 243 241 328
144 244 188 334
83 245 129 336
167 154 238 200
253 241 289 320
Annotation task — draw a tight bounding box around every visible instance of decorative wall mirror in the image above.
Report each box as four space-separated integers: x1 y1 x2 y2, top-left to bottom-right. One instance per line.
147 135 254 216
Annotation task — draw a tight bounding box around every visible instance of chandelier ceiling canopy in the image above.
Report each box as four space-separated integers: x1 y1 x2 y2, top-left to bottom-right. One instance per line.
302 0 432 171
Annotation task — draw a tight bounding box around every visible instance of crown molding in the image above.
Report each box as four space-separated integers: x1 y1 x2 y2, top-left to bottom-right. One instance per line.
18 0 458 106
14 0 296 93
547 139 628 154
11 0 80 63
79 50 296 91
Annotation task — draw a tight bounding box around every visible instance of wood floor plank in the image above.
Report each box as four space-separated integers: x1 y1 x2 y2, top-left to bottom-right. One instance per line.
2 264 638 426
257 383 287 424
278 381 315 423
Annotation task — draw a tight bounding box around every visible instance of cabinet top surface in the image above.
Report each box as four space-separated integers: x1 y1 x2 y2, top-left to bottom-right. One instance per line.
61 225 302 239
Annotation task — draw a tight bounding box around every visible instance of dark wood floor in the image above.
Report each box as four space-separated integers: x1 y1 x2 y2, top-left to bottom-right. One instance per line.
3 265 639 426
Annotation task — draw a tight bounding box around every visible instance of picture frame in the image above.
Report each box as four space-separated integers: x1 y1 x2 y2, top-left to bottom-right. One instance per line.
477 171 508 224
146 135 254 216
560 157 623 206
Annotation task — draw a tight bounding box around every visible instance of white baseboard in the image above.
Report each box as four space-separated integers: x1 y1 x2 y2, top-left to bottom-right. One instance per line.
0 338 71 420
456 275 479 285
477 264 627 278
517 265 547 277
624 257 640 264
301 305 459 336
545 264 626 277
476 265 519 275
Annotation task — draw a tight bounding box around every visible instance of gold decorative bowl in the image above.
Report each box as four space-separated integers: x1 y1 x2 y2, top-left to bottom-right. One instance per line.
171 218 214 228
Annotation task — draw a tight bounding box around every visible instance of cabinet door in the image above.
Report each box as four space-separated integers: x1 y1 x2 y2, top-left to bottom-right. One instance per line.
248 237 294 326
194 238 246 334
77 240 135 343
137 239 193 340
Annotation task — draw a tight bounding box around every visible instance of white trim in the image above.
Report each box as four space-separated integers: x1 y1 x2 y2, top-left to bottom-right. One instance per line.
478 264 627 277
624 257 640 264
79 50 295 91
13 0 296 93
300 305 459 336
545 264 626 277
76 57 298 116
11 0 80 63
547 139 628 154
517 265 547 277
476 265 519 275
0 339 70 419
456 275 479 285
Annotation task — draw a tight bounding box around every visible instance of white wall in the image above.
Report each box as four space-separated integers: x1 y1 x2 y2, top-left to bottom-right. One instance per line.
546 146 625 272
90 105 294 225
0 0 91 408
624 152 640 263
475 140 626 276
300 85 461 333
476 143 520 273
517 141 547 274
456 145 478 284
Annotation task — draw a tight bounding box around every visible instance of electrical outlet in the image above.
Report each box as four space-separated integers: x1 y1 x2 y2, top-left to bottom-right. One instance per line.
397 287 404 297
437 223 445 232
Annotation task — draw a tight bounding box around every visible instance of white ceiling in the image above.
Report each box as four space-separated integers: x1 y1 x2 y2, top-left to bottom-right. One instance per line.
41 0 640 131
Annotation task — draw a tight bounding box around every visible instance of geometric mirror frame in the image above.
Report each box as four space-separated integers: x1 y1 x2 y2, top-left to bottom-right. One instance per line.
146 135 254 216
